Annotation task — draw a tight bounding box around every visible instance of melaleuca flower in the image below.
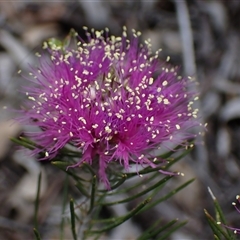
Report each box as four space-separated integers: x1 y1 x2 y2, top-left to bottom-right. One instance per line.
20 27 201 188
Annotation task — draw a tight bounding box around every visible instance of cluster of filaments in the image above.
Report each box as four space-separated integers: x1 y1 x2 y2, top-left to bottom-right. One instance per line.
25 27 200 163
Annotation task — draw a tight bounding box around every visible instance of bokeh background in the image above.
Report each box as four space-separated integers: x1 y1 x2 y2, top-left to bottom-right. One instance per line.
1 1 240 239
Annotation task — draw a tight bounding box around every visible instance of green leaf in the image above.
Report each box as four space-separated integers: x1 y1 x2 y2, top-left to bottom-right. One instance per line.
204 209 234 240
213 198 235 239
204 209 223 239
99 175 172 206
75 182 90 198
51 161 70 168
207 188 236 240
105 172 159 196
33 228 41 240
157 220 187 240
124 147 192 179
137 218 167 240
87 198 151 234
140 178 195 213
108 174 127 190
214 235 221 240
52 161 87 182
11 137 39 150
83 163 96 176
70 198 77 240
164 147 193 169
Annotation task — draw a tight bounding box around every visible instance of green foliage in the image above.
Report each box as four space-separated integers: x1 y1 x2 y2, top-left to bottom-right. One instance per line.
70 199 77 240
33 228 41 240
205 188 236 240
12 136 195 239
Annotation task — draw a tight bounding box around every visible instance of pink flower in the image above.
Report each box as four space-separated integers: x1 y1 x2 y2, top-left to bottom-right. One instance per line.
19 27 201 188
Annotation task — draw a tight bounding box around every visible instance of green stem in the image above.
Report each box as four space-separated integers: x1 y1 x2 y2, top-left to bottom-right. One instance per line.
140 178 194 213
137 219 164 240
204 209 234 240
213 198 235 239
83 163 96 176
70 199 77 240
106 172 159 196
87 198 151 234
75 182 90 198
33 228 41 240
110 174 127 190
99 176 172 206
158 221 187 240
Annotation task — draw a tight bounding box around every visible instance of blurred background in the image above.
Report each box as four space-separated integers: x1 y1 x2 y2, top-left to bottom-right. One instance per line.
1 0 240 239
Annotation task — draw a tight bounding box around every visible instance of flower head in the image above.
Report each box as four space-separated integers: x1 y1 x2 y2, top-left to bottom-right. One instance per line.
20 27 201 188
